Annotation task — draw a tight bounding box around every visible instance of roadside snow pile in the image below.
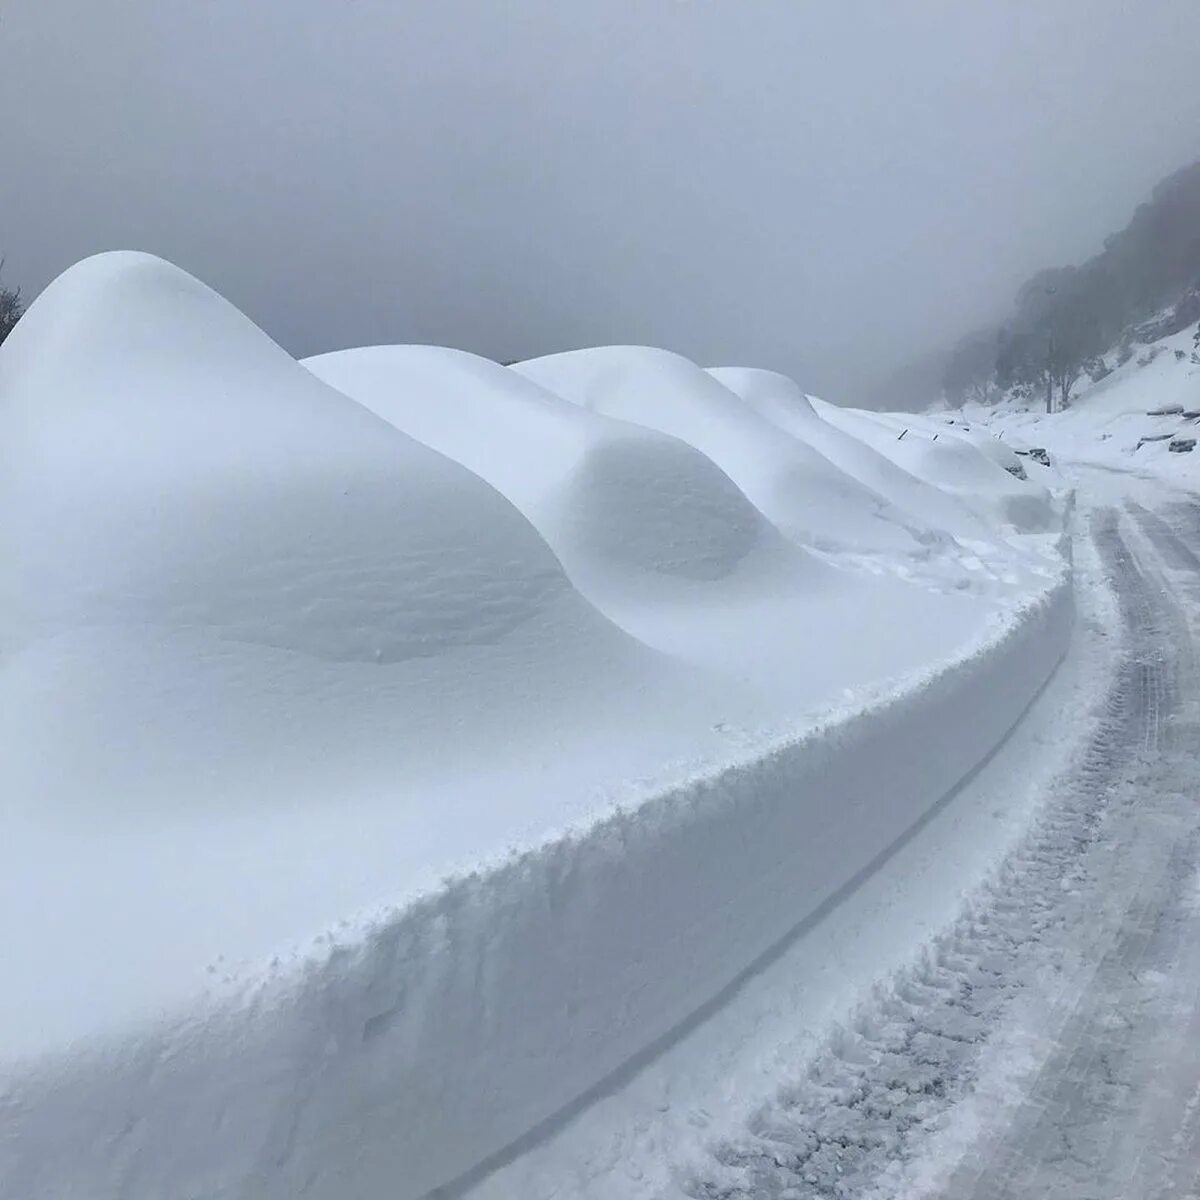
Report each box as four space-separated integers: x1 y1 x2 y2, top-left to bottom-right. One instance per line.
305 344 803 598
708 366 994 542
972 323 1200 482
2 255 1073 1200
514 346 943 555
305 345 988 699
814 400 1058 533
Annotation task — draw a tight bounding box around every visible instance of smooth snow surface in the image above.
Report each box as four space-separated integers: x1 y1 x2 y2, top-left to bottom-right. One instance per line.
707 366 992 542
816 399 1057 533
2 255 1078 1200
303 345 992 700
514 346 941 554
304 345 804 598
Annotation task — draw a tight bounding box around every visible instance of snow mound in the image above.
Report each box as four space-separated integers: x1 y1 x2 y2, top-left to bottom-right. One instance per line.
0 252 576 663
513 346 937 555
0 257 1077 1200
708 366 989 541
304 345 800 596
814 401 1056 533
304 347 999 703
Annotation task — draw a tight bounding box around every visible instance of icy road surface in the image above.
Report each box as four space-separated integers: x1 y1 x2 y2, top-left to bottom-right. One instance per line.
685 469 1200 1200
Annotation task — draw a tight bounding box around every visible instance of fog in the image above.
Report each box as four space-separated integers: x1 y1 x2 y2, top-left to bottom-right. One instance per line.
2 0 1199 405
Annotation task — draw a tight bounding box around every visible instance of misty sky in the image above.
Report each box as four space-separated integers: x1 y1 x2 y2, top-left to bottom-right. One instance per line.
3 0 1200 404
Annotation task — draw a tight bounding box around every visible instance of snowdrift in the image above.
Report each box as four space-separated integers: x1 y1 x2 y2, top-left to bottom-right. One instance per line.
513 346 942 555
305 344 805 598
1 255 1075 1200
708 366 993 542
304 345 987 699
814 399 1057 533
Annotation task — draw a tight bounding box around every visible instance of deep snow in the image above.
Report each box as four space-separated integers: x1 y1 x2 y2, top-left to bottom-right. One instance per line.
302 345 1011 701
2 254 1077 1200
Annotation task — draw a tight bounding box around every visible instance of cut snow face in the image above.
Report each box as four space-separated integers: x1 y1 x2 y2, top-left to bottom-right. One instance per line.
0 253 796 1048
513 346 939 556
1 254 1072 1200
707 366 990 543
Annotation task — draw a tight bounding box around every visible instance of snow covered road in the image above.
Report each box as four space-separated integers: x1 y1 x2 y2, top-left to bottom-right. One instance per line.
686 469 1200 1200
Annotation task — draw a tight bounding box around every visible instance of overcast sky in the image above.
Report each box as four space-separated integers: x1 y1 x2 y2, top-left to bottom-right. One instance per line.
3 0 1199 404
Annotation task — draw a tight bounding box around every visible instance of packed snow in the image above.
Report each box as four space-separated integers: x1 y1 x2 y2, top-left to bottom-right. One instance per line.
2 254 1078 1199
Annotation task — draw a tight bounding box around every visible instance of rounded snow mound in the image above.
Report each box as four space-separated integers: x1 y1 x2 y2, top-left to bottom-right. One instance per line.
814 401 1055 534
305 345 788 588
707 367 985 541
0 253 574 662
512 346 932 554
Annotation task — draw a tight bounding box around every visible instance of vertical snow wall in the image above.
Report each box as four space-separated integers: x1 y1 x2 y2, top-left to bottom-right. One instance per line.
2 576 1073 1200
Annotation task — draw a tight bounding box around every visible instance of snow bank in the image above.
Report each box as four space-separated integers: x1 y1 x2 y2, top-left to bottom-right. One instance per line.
514 346 940 554
3 575 1071 1200
0 253 576 663
0 254 794 1046
303 345 988 700
1 256 1075 1200
708 366 992 541
814 400 1057 533
304 345 803 597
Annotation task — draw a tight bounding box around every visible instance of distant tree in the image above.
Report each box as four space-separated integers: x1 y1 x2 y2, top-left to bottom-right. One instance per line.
0 259 23 345
941 328 998 407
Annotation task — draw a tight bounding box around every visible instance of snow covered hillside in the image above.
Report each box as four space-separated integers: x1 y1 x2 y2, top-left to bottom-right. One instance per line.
964 322 1200 486
2 255 1073 1199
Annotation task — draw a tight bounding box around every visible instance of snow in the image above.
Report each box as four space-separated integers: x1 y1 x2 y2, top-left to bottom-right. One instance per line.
2 255 1075 1199
513 345 944 555
303 345 995 701
707 366 994 542
815 399 1058 534
967 323 1200 490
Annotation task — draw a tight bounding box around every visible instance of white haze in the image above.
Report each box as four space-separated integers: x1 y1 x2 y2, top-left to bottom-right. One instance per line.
1 0 1199 404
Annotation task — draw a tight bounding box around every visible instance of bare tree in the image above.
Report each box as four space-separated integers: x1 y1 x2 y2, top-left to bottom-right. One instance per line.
0 258 24 345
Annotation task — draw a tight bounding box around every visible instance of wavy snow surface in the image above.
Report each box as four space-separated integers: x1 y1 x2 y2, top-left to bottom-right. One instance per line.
304 345 987 699
815 399 1056 533
305 345 803 595
514 346 941 554
708 366 992 542
0 255 1074 1200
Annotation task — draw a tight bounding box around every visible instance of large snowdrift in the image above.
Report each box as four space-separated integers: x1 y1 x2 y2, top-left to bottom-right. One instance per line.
305 344 805 599
708 366 993 542
814 399 1057 533
513 346 943 555
304 345 987 700
1 256 1074 1200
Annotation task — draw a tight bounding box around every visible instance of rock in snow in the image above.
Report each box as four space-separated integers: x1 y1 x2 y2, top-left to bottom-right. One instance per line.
0 253 1074 1200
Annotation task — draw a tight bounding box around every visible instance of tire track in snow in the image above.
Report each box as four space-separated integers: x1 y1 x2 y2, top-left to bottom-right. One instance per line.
685 502 1200 1200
